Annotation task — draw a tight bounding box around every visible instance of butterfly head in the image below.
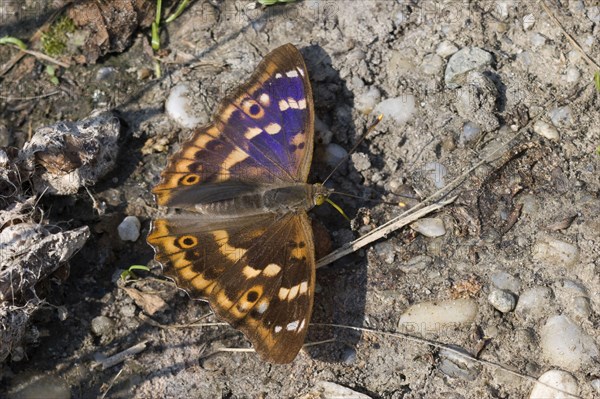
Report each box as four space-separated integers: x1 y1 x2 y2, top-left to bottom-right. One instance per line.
312 183 332 207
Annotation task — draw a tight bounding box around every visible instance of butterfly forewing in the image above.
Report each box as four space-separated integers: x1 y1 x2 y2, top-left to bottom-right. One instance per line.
153 44 314 208
149 44 318 363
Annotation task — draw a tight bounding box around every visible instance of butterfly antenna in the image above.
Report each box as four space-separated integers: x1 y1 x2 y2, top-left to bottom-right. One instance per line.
322 114 384 185
330 191 410 207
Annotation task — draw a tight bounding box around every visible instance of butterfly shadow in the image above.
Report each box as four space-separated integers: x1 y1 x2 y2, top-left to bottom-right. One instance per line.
299 44 379 364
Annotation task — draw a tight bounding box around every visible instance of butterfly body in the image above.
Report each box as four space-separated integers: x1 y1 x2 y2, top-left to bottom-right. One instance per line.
148 44 326 363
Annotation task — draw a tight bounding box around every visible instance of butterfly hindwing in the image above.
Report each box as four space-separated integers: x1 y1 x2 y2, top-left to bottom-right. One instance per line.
147 212 315 363
153 44 314 208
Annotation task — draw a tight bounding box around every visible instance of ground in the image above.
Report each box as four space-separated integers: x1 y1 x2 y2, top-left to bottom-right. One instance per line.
0 1 599 398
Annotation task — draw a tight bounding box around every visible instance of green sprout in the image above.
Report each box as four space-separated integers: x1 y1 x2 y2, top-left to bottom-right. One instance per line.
257 0 297 5
0 36 27 49
121 265 150 281
594 71 600 92
41 16 75 57
45 64 59 85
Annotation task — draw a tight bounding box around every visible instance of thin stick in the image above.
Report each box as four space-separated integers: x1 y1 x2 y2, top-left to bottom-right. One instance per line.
100 368 124 399
540 1 600 70
317 196 456 267
95 340 150 370
312 323 582 399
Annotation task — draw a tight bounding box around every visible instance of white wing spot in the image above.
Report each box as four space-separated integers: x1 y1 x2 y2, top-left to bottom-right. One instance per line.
299 281 308 295
299 319 306 330
265 123 282 135
244 127 262 139
286 320 299 331
278 287 290 300
278 99 290 111
242 265 261 278
256 300 269 314
259 93 270 106
286 70 299 78
275 73 283 79
275 325 282 333
298 99 307 109
288 284 300 300
263 263 281 276
298 68 305 77
287 98 299 109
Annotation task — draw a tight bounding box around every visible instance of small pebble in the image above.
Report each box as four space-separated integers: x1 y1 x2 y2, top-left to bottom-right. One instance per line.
120 304 137 318
565 67 580 83
523 13 535 30
7 374 71 399
529 370 579 399
410 217 446 237
399 255 433 273
90 316 115 337
398 298 478 334
315 381 371 399
540 315 599 371
549 106 573 127
374 241 395 264
95 66 117 81
436 40 458 58
515 286 554 320
591 379 600 393
444 47 494 89
488 289 516 313
166 84 204 129
373 95 416 124
323 143 348 167
341 347 357 365
530 32 547 47
460 122 481 145
421 53 444 75
587 6 600 23
532 236 579 267
351 152 371 172
118 216 141 242
490 271 521 293
533 121 560 141
354 86 381 114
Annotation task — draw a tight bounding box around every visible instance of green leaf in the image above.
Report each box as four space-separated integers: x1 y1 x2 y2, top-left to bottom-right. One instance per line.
166 0 190 23
594 71 600 92
120 265 150 281
0 36 27 49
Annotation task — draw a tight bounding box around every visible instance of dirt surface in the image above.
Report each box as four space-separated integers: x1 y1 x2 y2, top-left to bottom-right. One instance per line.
1 1 599 398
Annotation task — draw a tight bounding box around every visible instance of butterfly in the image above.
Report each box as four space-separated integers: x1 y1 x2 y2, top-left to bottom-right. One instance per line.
147 44 331 363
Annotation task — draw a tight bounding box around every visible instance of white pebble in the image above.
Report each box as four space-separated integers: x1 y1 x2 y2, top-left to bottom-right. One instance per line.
166 84 204 129
118 216 141 242
541 315 599 371
549 106 573 126
532 236 579 267
565 67 580 83
490 271 521 293
354 86 381 114
591 379 600 393
351 152 371 172
515 286 554 321
373 95 416 124
323 143 347 167
523 13 535 30
587 6 600 23
530 32 547 47
436 40 458 58
488 289 516 313
421 53 444 75
410 217 446 237
529 370 579 399
460 122 481 144
445 47 494 89
91 315 115 336
533 121 560 141
315 381 371 399
398 298 478 334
